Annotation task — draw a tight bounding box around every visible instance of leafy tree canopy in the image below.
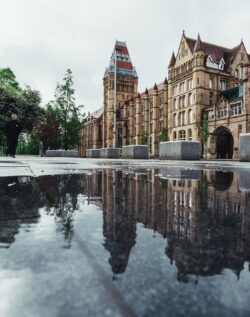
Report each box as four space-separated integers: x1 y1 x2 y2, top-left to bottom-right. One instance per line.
0 68 20 91
35 103 62 151
0 68 43 133
51 68 85 149
200 112 209 144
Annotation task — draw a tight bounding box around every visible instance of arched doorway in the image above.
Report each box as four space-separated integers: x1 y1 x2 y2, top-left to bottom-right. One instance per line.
213 127 234 159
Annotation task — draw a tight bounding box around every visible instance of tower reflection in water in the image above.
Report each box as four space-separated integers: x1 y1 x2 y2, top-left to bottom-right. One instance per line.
0 169 250 282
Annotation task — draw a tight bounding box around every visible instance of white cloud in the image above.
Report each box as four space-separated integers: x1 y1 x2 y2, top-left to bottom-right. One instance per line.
0 0 250 113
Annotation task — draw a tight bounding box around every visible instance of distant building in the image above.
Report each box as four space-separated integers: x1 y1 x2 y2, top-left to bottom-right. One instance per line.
79 107 103 157
80 33 250 159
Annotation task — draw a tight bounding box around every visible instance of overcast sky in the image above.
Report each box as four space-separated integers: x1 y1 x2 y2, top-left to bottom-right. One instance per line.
1 0 250 113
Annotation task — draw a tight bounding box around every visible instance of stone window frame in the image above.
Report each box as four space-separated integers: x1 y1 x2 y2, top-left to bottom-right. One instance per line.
188 109 193 124
179 129 186 140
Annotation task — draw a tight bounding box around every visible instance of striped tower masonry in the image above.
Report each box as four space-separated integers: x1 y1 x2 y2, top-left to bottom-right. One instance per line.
103 40 138 148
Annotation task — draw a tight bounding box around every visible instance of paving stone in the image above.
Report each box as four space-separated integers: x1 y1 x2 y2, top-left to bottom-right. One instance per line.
46 150 78 157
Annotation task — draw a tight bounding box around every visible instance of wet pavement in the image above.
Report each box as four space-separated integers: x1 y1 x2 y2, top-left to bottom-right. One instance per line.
0 158 250 316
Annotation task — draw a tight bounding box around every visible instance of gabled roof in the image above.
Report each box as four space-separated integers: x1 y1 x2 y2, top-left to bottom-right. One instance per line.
87 107 103 120
185 35 245 64
216 95 228 106
140 81 165 98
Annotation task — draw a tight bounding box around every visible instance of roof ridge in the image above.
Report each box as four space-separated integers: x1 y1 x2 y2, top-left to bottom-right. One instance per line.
89 107 103 116
186 36 238 52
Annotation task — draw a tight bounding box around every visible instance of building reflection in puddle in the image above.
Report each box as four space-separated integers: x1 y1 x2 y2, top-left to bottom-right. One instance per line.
91 169 250 282
0 169 250 282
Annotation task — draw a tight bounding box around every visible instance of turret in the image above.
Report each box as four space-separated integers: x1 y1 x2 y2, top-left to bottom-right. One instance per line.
194 33 205 67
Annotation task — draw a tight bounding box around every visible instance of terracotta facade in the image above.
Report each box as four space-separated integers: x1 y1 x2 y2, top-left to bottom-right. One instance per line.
80 33 250 159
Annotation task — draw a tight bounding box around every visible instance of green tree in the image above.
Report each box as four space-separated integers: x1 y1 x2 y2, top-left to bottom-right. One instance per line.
35 104 62 151
140 131 148 145
54 69 84 149
0 68 20 90
17 133 39 155
18 86 43 132
199 112 209 156
160 127 168 142
0 68 43 153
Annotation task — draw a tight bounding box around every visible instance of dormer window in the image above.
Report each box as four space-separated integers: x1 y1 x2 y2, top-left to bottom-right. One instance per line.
206 55 224 70
207 55 213 63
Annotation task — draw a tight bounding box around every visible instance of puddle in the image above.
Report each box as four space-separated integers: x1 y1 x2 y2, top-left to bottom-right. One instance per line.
0 168 250 317
41 162 78 165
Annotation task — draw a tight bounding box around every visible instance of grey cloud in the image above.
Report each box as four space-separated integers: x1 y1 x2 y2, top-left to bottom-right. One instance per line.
0 0 250 113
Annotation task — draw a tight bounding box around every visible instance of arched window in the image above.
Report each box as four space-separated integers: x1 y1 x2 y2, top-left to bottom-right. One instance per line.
173 113 177 128
182 111 186 125
179 130 186 140
188 109 192 124
188 93 192 106
239 66 243 80
178 97 182 109
173 131 177 140
183 96 186 108
188 129 192 140
178 113 182 126
173 98 176 110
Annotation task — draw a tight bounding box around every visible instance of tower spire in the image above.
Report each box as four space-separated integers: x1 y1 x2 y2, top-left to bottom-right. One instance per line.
168 52 176 68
